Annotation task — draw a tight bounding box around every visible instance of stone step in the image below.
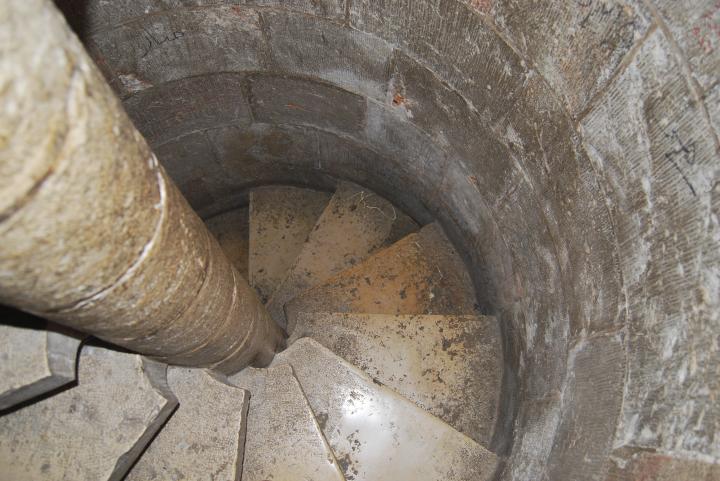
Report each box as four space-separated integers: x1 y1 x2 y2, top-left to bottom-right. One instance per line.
249 186 331 303
0 345 176 481
289 312 503 446
266 181 406 328
0 315 82 411
205 207 250 278
274 338 499 481
230 364 346 481
126 367 249 481
285 222 477 332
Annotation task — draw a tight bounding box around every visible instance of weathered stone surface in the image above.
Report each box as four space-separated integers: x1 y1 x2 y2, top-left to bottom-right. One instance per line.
0 345 177 481
249 74 367 134
126 367 249 481
206 206 251 277
275 338 499 481
58 0 346 34
581 29 720 459
651 0 720 92
350 0 528 123
263 10 393 101
124 73 252 145
546 334 626 481
230 364 346 481
266 181 399 327
604 448 720 480
489 0 651 114
92 6 265 97
0 320 82 411
285 223 479 331
290 312 503 446
249 186 331 302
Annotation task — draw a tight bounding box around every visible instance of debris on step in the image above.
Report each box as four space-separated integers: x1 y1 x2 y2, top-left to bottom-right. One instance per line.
0 345 177 481
285 222 477 332
249 186 331 303
0 320 82 411
266 181 402 328
230 364 346 481
126 367 249 481
274 338 499 481
205 207 250 277
384 208 419 246
290 312 503 446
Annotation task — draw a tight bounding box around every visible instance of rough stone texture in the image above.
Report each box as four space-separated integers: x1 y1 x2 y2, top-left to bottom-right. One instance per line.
0 321 82 411
275 338 499 481
126 367 249 481
604 448 720 480
124 73 252 145
249 74 367 134
262 10 394 101
266 181 400 327
91 6 265 98
489 0 652 114
0 345 177 481
0 0 282 372
290 312 503 446
581 28 720 460
285 223 479 332
230 364 346 481
205 206 251 277
249 186 331 303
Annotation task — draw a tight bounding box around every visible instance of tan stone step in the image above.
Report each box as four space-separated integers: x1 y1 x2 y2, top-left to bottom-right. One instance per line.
266 181 405 328
0 317 82 411
205 207 250 277
274 338 499 481
0 345 176 481
230 364 346 481
126 367 249 481
249 186 331 303
285 222 477 332
289 312 502 446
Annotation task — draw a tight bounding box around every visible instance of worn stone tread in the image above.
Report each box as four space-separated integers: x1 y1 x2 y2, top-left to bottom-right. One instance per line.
0 345 177 481
126 367 249 481
249 186 331 303
285 222 477 332
230 364 346 481
0 321 82 411
266 181 402 328
274 338 498 481
205 207 250 278
289 312 502 446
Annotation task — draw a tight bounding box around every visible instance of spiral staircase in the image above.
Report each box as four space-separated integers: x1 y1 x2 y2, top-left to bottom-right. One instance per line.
1 182 503 481
2 0 719 480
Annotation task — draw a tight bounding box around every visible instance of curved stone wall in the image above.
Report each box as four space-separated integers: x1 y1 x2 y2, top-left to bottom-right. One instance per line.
57 1 720 479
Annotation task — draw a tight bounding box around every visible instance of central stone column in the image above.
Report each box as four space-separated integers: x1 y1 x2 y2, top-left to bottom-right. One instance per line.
0 0 283 374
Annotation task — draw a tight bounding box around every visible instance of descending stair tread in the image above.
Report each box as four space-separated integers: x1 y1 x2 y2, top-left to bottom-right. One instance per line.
290 312 502 446
230 364 346 481
0 345 176 481
126 367 249 481
0 323 82 411
266 181 402 327
249 186 331 303
285 222 478 332
205 207 250 277
274 338 498 481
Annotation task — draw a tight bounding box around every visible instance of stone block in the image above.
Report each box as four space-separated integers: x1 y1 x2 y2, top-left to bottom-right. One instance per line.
248 74 367 133
263 10 393 100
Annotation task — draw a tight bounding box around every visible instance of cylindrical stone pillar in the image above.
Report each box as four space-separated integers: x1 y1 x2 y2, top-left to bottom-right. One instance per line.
0 0 283 373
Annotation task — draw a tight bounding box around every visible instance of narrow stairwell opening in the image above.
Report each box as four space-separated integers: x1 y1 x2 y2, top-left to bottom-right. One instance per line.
1 0 718 480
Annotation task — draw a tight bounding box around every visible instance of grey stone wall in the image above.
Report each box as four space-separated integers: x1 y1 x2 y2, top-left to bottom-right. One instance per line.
56 0 720 479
